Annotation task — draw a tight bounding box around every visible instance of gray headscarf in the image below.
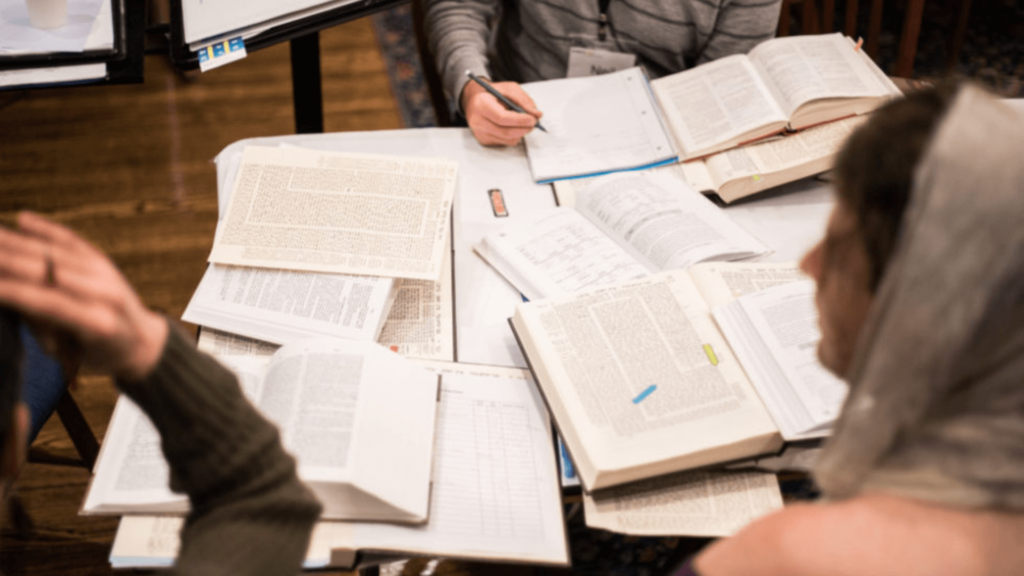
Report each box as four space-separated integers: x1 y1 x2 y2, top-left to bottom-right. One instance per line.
814 85 1024 508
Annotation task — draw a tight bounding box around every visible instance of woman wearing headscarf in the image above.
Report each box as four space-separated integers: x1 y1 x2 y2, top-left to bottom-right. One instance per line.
690 83 1024 575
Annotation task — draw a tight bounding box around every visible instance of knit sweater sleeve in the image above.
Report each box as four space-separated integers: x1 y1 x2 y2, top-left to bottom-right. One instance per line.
116 321 322 576
424 0 500 115
696 0 781 65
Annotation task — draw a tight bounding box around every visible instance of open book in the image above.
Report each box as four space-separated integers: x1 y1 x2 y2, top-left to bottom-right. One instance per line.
676 116 864 203
713 280 847 439
510 261 834 491
82 339 440 524
522 33 899 182
475 170 768 301
108 362 570 570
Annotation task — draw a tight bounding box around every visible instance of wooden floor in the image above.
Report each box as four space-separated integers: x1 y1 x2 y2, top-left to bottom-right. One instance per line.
0 16 402 575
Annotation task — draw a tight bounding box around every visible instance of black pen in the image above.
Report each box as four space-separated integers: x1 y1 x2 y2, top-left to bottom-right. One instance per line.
465 70 547 133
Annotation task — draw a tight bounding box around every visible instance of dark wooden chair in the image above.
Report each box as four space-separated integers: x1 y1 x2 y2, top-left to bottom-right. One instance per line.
22 329 99 471
777 0 973 78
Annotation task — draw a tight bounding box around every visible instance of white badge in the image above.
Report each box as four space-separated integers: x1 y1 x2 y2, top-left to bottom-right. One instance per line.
566 47 637 78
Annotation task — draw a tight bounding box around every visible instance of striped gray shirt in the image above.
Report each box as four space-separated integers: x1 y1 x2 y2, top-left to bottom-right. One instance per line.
426 0 782 113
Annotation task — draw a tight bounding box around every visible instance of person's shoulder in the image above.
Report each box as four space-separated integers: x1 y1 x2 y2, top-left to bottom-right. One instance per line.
845 493 1024 576
696 493 1024 576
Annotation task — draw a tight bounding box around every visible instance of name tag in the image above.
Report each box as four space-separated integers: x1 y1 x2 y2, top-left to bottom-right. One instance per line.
566 47 637 78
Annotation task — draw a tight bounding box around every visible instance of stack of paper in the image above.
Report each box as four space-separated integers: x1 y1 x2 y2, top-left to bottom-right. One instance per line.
97 144 572 570
184 145 459 360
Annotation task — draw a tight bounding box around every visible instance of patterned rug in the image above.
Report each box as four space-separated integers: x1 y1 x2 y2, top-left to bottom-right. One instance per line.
370 5 438 128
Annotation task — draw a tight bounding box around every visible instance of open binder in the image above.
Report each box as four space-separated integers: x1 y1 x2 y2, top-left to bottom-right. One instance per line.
166 0 405 69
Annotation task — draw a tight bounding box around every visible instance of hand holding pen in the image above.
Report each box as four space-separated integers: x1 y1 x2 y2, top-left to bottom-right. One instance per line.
462 71 546 147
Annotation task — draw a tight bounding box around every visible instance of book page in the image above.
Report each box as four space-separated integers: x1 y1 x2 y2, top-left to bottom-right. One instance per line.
522 67 677 182
244 344 361 472
227 340 439 522
651 55 788 158
376 238 454 361
583 469 783 537
83 360 270 515
194 258 454 362
209 146 456 281
736 281 846 429
350 362 568 565
577 171 769 271
514 270 782 489
475 208 649 301
749 33 892 118
688 261 806 309
81 398 186 514
703 116 864 191
713 281 846 439
182 264 395 346
196 327 279 358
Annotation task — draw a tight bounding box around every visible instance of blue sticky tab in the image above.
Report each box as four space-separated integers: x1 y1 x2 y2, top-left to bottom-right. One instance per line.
632 384 657 404
197 36 247 72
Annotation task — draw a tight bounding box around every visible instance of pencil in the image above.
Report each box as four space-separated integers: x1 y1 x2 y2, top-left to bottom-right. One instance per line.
465 71 547 133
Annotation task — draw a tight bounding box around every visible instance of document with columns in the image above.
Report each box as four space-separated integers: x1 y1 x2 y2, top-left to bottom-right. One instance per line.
209 146 456 282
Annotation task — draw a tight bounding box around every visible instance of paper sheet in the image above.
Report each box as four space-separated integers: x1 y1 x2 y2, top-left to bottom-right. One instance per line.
522 67 677 182
377 238 454 361
583 469 783 536
212 130 555 368
183 264 396 346
209 146 456 281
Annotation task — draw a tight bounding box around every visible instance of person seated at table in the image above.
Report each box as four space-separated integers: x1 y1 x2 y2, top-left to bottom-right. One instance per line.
425 0 782 146
683 83 1024 575
0 213 322 575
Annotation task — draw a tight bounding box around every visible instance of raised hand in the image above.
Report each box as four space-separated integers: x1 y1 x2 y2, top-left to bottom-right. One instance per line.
0 212 168 381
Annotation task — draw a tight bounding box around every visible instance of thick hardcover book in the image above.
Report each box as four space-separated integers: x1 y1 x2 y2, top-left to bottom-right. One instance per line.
521 33 899 185
510 263 844 491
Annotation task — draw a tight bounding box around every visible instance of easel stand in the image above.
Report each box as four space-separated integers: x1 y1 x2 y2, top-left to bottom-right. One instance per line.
290 32 324 134
167 0 406 134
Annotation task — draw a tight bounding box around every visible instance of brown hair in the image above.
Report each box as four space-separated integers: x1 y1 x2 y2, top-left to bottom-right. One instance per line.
834 83 959 290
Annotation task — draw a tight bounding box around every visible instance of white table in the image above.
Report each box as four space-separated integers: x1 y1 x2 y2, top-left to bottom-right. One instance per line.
214 128 834 368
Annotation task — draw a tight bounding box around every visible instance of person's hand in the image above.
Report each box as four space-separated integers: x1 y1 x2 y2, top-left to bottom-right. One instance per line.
0 212 168 381
461 80 543 146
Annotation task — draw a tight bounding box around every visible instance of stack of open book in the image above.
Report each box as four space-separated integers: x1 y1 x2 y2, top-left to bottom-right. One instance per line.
521 33 899 203
474 169 845 493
